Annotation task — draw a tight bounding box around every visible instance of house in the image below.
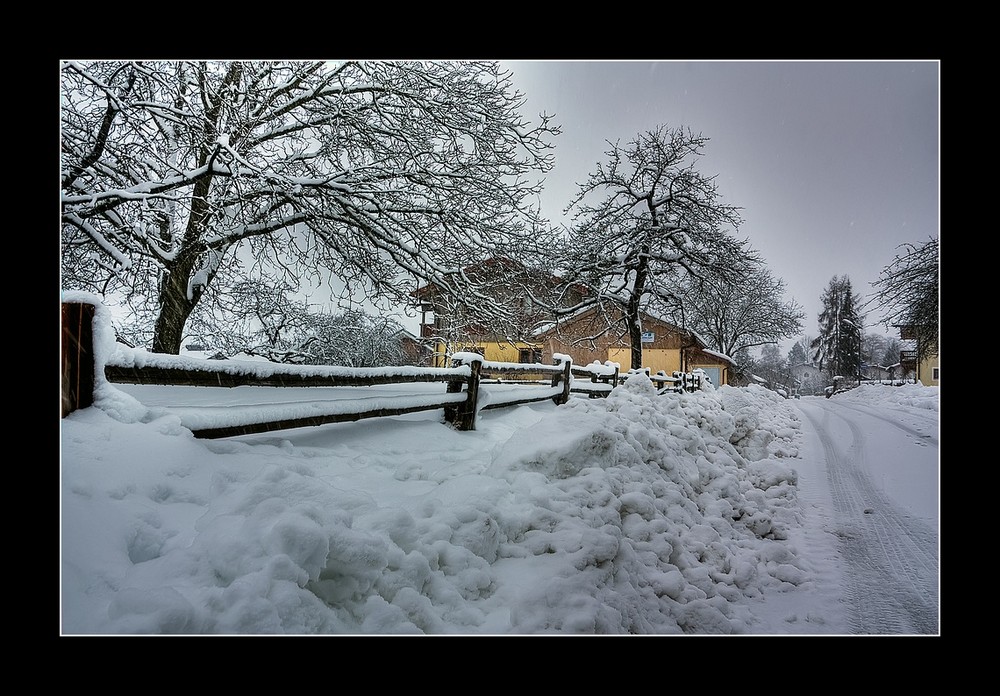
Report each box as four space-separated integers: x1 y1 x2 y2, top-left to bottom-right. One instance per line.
860 363 892 382
413 259 735 385
789 361 825 393
532 307 736 387
392 328 434 367
411 258 587 368
897 324 939 387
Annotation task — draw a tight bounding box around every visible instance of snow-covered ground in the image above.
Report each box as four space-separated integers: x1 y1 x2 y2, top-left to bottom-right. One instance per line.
60 299 939 635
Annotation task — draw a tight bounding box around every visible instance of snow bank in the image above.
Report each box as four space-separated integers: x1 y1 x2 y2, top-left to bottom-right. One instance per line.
62 363 809 635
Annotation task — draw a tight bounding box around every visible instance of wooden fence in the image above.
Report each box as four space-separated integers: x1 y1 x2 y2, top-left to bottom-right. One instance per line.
622 367 705 393
60 301 616 438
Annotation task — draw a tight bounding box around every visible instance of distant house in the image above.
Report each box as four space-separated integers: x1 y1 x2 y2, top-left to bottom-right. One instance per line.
789 361 825 393
860 363 892 382
533 307 735 387
897 324 939 387
392 328 433 367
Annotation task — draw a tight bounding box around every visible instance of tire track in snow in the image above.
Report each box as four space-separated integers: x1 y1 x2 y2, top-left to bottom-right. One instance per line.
823 399 938 446
797 400 939 634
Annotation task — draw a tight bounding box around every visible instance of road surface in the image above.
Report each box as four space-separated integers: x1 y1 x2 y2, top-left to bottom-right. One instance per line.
794 394 939 634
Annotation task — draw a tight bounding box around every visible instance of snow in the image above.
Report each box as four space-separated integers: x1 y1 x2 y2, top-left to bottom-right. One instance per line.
157 391 470 432
702 348 736 364
60 300 939 635
110 343 471 381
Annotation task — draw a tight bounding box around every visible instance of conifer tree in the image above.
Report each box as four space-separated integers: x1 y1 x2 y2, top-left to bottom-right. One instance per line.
811 275 865 381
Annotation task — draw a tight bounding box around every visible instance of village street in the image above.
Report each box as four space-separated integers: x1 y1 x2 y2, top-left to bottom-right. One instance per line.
793 393 939 634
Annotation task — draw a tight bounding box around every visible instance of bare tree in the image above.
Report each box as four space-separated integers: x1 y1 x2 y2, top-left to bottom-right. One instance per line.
866 237 939 362
667 254 805 360
753 343 790 391
61 60 559 354
862 332 888 367
541 125 745 369
265 309 412 367
881 336 903 367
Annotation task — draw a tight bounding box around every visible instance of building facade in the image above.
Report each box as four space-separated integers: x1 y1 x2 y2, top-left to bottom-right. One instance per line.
533 308 735 386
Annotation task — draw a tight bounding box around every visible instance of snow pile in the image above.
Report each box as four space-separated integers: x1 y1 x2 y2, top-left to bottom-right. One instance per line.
61 365 809 635
484 375 804 633
839 383 939 412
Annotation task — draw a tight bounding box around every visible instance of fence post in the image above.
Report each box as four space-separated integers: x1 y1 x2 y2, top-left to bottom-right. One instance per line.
446 357 481 431
551 356 572 405
62 301 96 417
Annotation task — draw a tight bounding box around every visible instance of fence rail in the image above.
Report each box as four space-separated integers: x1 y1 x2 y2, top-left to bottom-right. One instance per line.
622 367 704 393
60 302 598 438
62 301 711 439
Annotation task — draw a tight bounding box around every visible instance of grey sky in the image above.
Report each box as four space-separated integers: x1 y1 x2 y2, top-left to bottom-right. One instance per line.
499 60 940 351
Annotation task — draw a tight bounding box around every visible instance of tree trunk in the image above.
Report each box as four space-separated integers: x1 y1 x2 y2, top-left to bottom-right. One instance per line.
152 251 201 354
626 251 650 370
151 177 218 354
151 63 237 354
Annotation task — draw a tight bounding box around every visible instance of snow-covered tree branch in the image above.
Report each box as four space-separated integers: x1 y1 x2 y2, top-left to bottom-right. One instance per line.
865 237 939 362
668 254 806 359
61 60 560 354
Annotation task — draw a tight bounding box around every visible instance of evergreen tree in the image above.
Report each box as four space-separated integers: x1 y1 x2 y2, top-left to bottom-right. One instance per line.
811 276 865 381
787 339 809 366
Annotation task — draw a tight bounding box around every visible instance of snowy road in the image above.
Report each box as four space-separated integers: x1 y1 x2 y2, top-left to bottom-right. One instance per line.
794 394 939 635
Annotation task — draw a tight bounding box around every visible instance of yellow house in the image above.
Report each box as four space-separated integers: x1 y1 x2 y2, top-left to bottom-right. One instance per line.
427 337 544 368
412 257 585 369
533 308 735 387
917 350 939 387
412 259 734 385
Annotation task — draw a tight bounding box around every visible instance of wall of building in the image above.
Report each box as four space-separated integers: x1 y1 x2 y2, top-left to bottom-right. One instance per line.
918 352 939 387
429 339 544 367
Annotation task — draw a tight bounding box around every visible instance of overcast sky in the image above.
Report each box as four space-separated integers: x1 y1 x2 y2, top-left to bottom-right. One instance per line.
498 60 940 352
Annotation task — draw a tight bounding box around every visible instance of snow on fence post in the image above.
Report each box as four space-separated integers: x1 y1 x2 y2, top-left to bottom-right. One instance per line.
445 353 482 431
552 354 573 405
606 361 620 387
62 301 96 417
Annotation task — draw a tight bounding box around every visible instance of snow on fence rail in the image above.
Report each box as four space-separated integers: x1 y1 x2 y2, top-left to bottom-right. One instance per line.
622 367 705 393
477 355 620 401
60 301 616 438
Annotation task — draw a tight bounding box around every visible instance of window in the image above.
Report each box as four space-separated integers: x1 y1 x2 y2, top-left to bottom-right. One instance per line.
519 348 542 364
932 367 939 381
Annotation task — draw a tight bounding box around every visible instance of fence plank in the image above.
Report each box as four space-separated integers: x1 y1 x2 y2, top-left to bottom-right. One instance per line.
69 300 592 437
103 364 468 389
190 402 458 439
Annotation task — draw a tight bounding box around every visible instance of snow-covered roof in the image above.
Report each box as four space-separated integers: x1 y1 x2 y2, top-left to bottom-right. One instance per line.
700 348 735 365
